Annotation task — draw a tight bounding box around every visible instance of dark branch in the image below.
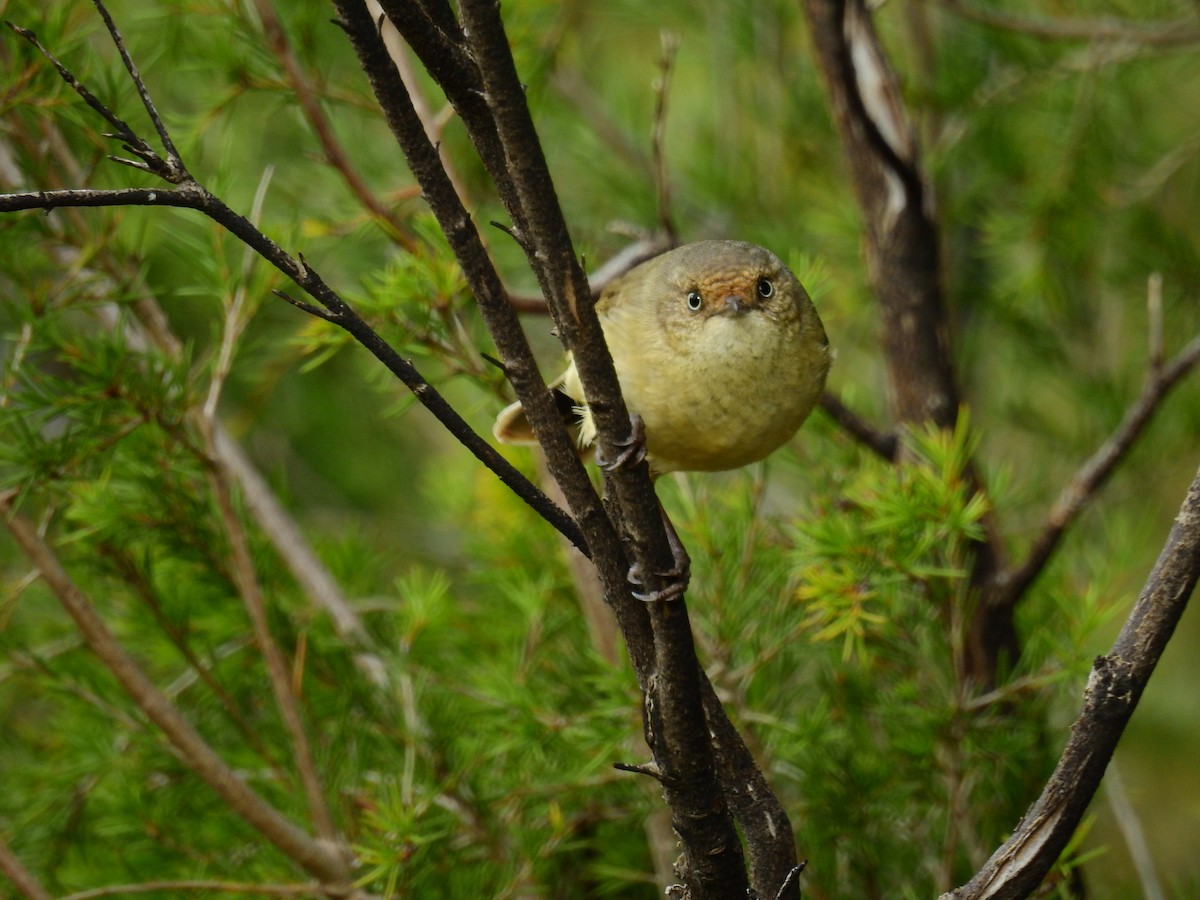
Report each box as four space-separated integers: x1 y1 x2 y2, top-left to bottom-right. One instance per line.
2 204 587 559
943 462 1200 900
800 0 1009 686
819 391 899 461
506 233 677 313
454 3 755 897
613 760 663 781
994 331 1200 608
92 0 185 169
5 22 164 174
330 0 601 561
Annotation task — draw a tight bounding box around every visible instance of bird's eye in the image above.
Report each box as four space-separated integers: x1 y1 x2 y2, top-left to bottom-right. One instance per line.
757 278 775 299
686 290 703 312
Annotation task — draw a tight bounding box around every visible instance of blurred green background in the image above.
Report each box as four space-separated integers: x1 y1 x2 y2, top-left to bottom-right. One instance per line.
2 0 1199 896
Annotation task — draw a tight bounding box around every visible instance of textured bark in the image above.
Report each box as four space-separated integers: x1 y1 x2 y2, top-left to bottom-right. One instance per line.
799 0 1014 684
942 464 1200 899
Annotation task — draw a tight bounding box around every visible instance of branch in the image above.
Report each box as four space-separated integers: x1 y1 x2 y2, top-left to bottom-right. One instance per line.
201 419 340 847
506 232 676 313
4 20 177 181
818 391 899 461
700 675 802 899
995 330 1200 607
799 0 955 429
0 833 53 900
1 181 585 551
942 460 1200 900
454 3 753 897
651 31 680 238
799 0 1011 685
932 0 1200 47
0 492 353 888
89 0 184 167
3 3 589 555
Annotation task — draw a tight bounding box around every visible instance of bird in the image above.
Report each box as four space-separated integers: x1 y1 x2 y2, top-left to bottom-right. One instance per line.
493 240 830 476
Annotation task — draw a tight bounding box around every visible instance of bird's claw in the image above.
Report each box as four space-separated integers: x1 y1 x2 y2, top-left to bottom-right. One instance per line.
598 414 648 473
628 560 690 603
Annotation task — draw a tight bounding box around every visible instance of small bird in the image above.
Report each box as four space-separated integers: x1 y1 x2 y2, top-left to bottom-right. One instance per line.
494 240 830 476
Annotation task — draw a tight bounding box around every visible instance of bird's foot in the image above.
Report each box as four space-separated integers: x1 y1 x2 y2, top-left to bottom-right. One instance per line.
628 511 692 603
628 560 690 603
598 414 648 473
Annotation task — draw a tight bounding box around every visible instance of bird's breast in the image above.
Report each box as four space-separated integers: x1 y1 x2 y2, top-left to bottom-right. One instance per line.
607 310 825 473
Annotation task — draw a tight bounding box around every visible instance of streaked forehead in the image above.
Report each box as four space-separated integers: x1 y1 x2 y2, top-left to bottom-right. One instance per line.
667 241 782 287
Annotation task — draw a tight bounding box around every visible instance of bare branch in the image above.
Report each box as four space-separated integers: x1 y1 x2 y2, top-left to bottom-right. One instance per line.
800 0 1010 685
995 330 1200 608
0 492 354 887
452 2 752 894
273 287 339 322
651 31 680 238
699 674 802 900
943 461 1200 900
90 0 185 170
506 232 676 312
2 16 588 556
818 391 899 461
4 22 157 170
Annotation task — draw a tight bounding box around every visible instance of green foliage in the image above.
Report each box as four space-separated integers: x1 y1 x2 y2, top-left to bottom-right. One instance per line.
669 416 1099 897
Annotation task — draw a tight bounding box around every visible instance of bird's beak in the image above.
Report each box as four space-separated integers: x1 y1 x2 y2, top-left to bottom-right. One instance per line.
720 295 752 315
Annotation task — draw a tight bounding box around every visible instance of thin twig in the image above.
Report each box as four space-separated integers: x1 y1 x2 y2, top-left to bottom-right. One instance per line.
0 491 353 886
1147 273 1164 372
651 31 680 238
204 164 274 421
201 418 341 847
506 232 676 312
613 760 663 781
0 832 53 900
818 391 899 460
91 0 185 168
4 22 158 171
995 329 1200 607
1104 760 1166 900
